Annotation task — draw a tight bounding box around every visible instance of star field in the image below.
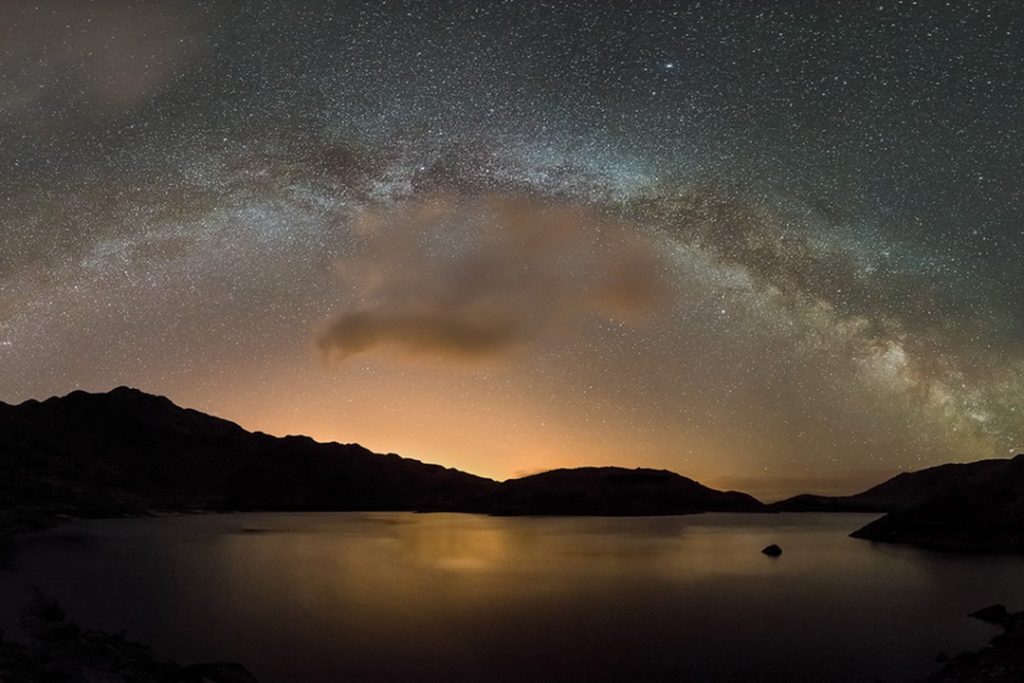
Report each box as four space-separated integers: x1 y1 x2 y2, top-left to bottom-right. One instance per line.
1 0 1022 498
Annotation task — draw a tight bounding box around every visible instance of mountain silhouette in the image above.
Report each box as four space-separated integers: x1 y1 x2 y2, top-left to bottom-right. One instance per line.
772 456 1024 553
850 454 1024 554
463 466 764 515
0 387 495 516
772 459 1010 512
0 387 765 522
10 386 1022 550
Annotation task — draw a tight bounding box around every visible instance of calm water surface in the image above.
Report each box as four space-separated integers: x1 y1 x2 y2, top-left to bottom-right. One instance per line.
0 512 1021 682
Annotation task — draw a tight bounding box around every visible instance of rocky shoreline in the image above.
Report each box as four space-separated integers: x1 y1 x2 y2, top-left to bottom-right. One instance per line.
0 591 256 683
924 605 1024 682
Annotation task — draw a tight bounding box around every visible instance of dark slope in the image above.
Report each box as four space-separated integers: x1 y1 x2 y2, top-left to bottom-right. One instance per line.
0 388 768 522
772 459 1009 512
851 454 1024 554
924 605 1024 682
1 591 255 683
0 387 496 516
463 466 766 515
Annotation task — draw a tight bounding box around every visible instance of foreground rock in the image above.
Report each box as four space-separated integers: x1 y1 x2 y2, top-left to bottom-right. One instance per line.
0 591 256 683
851 454 1024 554
923 605 1024 681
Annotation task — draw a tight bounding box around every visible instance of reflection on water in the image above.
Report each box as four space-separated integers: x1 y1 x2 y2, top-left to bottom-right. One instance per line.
0 512 1021 682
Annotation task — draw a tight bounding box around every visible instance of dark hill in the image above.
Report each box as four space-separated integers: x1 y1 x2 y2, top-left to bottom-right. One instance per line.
0 386 496 519
772 459 1008 512
851 454 1024 554
464 466 766 515
0 388 768 524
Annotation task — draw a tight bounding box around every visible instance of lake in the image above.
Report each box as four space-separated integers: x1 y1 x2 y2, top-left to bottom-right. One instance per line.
0 512 1020 682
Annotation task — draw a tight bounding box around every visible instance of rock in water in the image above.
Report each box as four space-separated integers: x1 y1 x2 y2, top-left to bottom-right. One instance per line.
761 544 782 556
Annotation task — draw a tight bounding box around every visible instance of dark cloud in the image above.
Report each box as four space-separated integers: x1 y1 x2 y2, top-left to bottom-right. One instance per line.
317 194 669 362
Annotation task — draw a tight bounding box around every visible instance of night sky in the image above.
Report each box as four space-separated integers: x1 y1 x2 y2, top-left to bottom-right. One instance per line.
2 1 1022 498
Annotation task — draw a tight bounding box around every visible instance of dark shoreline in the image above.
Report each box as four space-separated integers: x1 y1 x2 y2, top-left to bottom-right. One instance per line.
0 591 256 683
926 605 1024 682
